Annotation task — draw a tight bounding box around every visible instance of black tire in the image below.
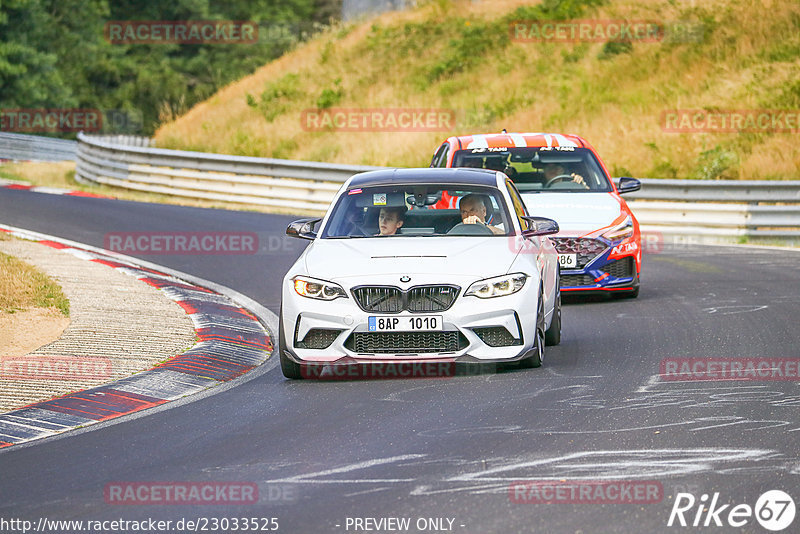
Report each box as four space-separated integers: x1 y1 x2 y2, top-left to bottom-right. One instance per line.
545 279 561 346
613 273 640 299
278 309 303 379
518 290 545 368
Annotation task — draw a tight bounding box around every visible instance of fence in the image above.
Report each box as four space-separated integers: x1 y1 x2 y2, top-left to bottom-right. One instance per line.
73 133 800 242
0 132 77 162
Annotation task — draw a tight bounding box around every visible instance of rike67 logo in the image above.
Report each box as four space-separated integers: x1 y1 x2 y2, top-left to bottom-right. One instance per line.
668 490 796 531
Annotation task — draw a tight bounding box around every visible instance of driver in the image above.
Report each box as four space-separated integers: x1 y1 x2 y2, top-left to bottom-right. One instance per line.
542 162 588 188
377 206 406 236
459 194 504 235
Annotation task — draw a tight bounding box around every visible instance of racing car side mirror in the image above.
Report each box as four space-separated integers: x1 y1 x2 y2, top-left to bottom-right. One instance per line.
521 216 559 237
615 177 641 194
286 218 322 240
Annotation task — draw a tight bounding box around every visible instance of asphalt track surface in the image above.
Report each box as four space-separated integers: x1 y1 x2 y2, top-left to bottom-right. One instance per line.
1 188 799 533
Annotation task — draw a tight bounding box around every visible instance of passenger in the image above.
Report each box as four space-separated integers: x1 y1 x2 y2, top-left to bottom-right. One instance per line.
542 162 588 188
458 194 504 235
377 206 406 236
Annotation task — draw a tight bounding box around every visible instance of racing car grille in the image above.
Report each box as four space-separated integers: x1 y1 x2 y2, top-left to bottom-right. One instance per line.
551 238 608 268
472 327 522 347
352 287 403 312
560 273 596 287
345 331 468 354
603 257 635 278
352 285 459 313
560 257 636 288
408 286 459 312
296 328 342 349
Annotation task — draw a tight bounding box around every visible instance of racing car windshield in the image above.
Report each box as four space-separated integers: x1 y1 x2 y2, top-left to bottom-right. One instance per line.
452 147 612 193
321 185 513 238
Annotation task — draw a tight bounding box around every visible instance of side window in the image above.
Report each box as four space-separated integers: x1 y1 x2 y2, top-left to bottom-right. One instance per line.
438 145 450 168
430 143 448 168
506 180 529 231
430 143 447 167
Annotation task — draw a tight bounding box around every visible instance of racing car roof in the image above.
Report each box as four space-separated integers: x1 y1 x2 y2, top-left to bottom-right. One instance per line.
348 168 500 188
447 132 588 150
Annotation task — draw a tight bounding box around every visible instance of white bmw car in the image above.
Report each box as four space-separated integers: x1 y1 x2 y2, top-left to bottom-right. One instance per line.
279 168 561 379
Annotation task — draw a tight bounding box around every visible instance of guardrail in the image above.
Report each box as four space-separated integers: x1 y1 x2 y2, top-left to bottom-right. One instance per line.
0 132 77 162
75 133 800 242
625 182 800 241
75 133 379 212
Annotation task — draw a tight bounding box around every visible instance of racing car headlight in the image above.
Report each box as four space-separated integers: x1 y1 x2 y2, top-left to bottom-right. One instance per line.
603 216 634 241
465 273 527 299
293 276 347 301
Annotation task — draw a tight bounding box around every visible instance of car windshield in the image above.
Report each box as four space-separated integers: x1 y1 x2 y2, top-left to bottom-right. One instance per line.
321 184 513 238
452 147 612 192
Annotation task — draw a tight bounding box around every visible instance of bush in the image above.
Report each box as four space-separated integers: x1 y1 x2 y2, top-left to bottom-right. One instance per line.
247 74 303 122
316 78 343 109
598 40 633 60
693 145 739 180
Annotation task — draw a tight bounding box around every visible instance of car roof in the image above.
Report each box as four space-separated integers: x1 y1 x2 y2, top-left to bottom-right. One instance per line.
347 167 501 188
446 132 588 150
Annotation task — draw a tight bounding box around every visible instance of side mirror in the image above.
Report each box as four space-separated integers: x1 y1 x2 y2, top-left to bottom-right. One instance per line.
616 176 641 194
286 218 322 240
521 216 560 237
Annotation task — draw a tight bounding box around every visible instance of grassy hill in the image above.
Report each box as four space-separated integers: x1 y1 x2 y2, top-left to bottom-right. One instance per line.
154 0 800 179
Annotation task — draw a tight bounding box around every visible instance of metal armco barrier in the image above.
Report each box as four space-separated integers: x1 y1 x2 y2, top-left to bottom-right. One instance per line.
0 132 77 161
626 184 800 241
76 133 380 211
75 133 800 242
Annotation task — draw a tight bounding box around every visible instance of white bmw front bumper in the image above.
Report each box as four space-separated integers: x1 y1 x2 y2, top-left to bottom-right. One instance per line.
279 273 542 365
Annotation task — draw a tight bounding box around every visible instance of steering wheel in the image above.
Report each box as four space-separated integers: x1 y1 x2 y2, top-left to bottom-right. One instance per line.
447 222 495 236
344 220 370 237
544 174 576 188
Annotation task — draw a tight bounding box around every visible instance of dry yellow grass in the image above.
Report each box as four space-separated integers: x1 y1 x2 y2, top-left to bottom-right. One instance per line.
153 0 800 179
0 161 76 188
0 252 69 316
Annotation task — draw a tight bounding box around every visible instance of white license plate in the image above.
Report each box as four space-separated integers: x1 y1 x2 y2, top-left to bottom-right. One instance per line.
368 315 443 332
558 253 577 268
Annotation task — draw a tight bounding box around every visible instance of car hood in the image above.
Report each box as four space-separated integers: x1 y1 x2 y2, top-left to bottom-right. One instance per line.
303 237 519 282
520 192 622 234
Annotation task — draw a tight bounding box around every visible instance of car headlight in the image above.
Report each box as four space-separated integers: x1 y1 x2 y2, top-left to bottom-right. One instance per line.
603 216 634 241
465 273 527 299
292 276 347 300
